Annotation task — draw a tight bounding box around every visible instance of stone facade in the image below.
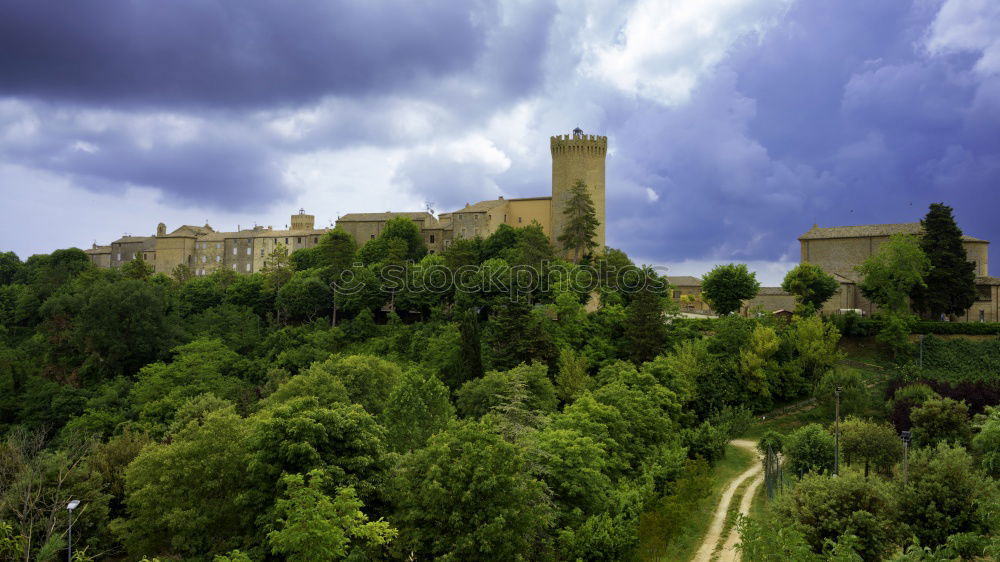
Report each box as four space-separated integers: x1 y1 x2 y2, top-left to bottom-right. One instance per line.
795 222 997 320
83 129 609 271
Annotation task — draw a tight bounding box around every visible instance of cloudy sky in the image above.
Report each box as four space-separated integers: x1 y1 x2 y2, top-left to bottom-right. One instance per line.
1 0 997 284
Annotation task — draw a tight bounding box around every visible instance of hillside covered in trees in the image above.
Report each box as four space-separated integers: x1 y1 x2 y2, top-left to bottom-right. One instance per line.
1 217 997 561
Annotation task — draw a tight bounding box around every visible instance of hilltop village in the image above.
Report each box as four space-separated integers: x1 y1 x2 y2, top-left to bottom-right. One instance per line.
83 129 999 322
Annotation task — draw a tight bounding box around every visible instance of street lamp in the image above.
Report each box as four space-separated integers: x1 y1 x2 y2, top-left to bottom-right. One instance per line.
901 431 912 484
66 500 80 562
834 386 842 477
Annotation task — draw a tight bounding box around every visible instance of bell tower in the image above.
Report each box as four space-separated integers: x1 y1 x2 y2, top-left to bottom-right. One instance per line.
550 127 607 252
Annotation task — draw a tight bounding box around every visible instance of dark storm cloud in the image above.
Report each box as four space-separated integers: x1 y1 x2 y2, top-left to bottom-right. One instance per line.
0 103 282 208
0 0 499 108
606 0 1000 264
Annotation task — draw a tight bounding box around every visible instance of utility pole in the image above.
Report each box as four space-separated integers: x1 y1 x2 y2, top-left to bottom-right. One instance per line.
834 385 842 477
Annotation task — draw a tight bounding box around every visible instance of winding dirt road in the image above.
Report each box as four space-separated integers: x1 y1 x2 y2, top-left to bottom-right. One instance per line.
691 439 762 562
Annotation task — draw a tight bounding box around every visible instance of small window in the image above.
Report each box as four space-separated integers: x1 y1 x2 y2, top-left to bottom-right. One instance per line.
215 256 220 263
981 310 986 322
246 247 251 256
232 264 237 271
260 248 265 257
370 234 375 239
297 237 302 244
232 247 237 256
245 263 251 272
518 217 522 223
216 243 221 249
285 238 289 245
201 256 207 263
474 215 479 221
430 234 435 243
313 237 318 243
672 290 681 299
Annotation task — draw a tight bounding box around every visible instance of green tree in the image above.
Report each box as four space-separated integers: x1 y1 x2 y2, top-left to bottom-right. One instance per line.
267 470 395 561
793 315 844 385
781 262 839 314
701 263 760 315
771 473 901 560
277 271 331 322
481 223 519 261
456 307 484 387
261 244 293 291
116 407 253 558
171 263 193 284
911 203 977 319
120 255 154 280
129 339 248 435
314 228 357 278
621 267 669 364
783 423 835 476
389 420 555 559
484 297 557 371
456 362 558 419
305 355 403 416
510 222 555 269
74 279 180 380
857 234 929 314
555 347 591 403
972 406 1000 477
557 179 600 262
909 397 972 447
0 252 21 286
897 443 997 548
839 417 903 478
381 370 455 453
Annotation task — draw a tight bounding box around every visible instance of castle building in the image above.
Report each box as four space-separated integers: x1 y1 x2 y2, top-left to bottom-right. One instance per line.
84 129 609 273
741 222 999 321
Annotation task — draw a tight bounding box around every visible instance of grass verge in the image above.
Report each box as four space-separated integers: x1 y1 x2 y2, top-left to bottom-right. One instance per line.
638 443 755 561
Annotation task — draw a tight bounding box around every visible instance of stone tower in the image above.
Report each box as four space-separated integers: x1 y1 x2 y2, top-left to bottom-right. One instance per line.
550 127 607 253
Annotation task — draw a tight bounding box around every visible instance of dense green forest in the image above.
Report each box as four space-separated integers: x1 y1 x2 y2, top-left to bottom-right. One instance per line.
1 219 998 561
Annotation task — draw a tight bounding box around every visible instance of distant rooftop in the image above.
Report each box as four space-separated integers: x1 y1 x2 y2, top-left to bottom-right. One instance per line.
799 222 986 242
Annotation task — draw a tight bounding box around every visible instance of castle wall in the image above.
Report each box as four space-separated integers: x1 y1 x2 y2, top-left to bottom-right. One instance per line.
505 198 552 235
802 236 988 279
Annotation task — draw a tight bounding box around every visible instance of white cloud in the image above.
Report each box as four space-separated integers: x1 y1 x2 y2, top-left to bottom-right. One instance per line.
580 0 794 105
927 0 1000 76
645 187 659 202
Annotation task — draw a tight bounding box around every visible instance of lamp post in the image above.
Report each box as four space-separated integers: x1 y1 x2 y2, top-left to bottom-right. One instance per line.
66 500 79 562
901 431 911 484
834 386 842 477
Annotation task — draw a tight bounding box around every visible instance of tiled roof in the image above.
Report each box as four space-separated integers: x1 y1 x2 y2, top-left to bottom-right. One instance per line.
666 276 702 286
454 199 508 213
111 236 155 244
337 212 434 222
85 245 111 254
977 276 1000 285
165 225 214 237
757 287 792 296
799 223 986 242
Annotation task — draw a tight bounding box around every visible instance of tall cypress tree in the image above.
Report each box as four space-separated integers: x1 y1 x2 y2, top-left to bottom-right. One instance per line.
622 267 669 364
457 307 484 386
558 180 600 263
911 203 977 319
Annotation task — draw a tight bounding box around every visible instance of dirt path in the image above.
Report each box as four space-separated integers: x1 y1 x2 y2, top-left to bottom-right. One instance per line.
690 440 760 562
716 467 765 562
